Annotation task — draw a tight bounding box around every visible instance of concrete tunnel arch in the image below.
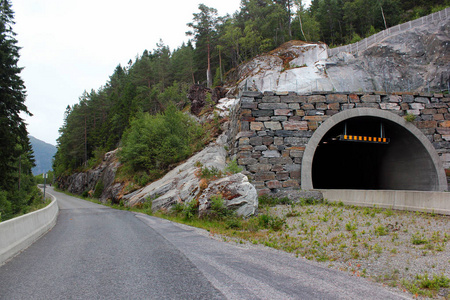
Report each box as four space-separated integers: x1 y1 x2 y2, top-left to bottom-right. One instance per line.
301 108 448 191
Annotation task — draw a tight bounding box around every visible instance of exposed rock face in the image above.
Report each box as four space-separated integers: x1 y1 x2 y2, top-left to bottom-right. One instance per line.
198 173 258 217
328 18 450 92
57 149 123 202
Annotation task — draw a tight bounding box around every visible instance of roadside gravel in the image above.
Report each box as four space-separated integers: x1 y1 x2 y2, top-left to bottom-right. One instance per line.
209 203 450 299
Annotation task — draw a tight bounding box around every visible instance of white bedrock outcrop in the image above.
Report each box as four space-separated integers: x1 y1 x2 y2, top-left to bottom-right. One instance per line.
238 41 331 93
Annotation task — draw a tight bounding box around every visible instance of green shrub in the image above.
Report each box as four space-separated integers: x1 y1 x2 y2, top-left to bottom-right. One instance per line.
119 105 204 174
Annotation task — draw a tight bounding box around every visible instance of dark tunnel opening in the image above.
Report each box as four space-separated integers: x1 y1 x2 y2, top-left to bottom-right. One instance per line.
312 117 439 191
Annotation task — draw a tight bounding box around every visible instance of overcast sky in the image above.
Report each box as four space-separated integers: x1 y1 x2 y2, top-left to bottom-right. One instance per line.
13 0 242 146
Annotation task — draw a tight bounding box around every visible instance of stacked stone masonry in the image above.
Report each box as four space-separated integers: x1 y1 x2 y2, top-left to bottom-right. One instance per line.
230 91 450 195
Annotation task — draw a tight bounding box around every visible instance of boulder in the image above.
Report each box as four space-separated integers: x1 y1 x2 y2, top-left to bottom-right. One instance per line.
198 173 258 218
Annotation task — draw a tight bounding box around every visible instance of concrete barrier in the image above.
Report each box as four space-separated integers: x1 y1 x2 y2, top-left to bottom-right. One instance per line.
0 193 59 265
321 189 450 215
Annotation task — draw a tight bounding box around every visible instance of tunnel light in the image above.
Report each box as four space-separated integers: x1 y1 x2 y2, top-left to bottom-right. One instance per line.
339 135 390 144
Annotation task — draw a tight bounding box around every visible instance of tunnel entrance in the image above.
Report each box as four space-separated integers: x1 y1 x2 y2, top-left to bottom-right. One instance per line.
302 109 447 191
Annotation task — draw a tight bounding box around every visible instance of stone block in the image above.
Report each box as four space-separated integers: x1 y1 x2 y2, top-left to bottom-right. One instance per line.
415 97 430 104
402 94 414 103
307 95 326 103
289 170 301 179
380 103 400 110
250 122 264 131
437 108 447 114
238 151 252 159
356 103 380 108
256 117 271 122
282 180 299 188
274 109 292 116
252 110 273 117
349 94 360 103
308 121 319 130
295 110 305 116
262 136 274 145
341 103 355 110
326 94 347 103
387 95 401 103
426 103 448 109
238 158 258 165
406 109 420 116
259 103 288 110
283 121 308 131
262 150 281 158
421 109 437 115
274 137 284 145
255 171 276 181
239 137 250 146
304 116 328 121
281 95 308 103
442 135 450 141
326 110 339 116
271 165 284 172
262 95 280 103
249 136 263 146
434 114 444 121
439 120 450 127
437 128 450 135
274 130 294 137
284 137 304 146
254 145 268 151
288 103 300 109
241 102 258 109
264 121 282 130
316 103 327 110
247 164 272 172
266 180 282 189
268 157 293 165
289 149 304 158
242 91 263 98
327 102 340 110
276 172 290 181
415 120 437 129
302 103 315 110
271 116 288 122
410 103 425 110
400 103 409 110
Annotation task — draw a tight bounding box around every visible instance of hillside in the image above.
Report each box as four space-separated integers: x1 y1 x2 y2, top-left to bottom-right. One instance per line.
29 136 57 175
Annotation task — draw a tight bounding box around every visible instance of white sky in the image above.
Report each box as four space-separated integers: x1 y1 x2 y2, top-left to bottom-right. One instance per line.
13 0 242 146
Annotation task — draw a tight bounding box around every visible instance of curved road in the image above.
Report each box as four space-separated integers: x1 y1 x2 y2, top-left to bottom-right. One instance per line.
0 187 409 299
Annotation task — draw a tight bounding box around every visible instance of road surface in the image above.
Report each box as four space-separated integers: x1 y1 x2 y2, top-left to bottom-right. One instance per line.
0 187 409 299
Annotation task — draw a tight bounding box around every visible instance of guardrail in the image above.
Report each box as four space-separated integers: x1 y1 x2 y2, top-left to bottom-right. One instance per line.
328 7 450 57
0 193 59 265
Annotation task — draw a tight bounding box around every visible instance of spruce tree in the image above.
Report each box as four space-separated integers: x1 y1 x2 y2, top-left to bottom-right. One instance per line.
0 0 32 191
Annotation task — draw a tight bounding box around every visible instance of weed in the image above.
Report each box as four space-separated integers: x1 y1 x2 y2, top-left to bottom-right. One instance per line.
411 232 428 245
224 159 243 174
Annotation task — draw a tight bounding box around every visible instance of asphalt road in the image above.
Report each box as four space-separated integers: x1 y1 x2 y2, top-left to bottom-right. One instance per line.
0 187 409 299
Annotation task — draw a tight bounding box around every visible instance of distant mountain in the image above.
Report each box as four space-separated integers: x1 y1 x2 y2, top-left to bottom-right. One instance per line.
29 136 57 175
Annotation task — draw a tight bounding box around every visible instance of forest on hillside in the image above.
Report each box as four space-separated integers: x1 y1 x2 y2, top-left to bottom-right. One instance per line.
53 0 450 183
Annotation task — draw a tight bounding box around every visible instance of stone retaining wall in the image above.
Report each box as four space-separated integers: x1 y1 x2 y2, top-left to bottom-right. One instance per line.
229 91 450 194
